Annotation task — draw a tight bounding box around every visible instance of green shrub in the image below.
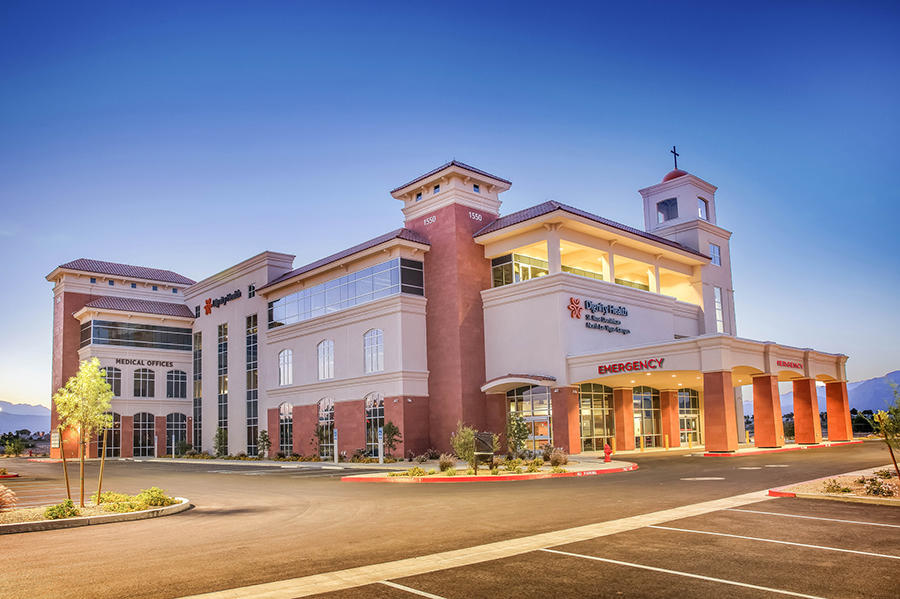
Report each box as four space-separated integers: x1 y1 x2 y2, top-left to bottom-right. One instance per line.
407 466 427 478
822 479 851 494
513 466 523 474
414 454 428 464
527 458 544 473
539 443 553 462
450 422 476 468
445 468 457 477
863 477 897 497
465 468 475 476
506 412 529 457
504 458 522 472
175 440 192 455
438 453 455 472
91 491 132 504
4 438 25 456
550 466 566 474
427 469 436 475
874 469 894 479
135 487 174 507
549 448 568 467
388 471 405 477
213 427 228 457
103 501 146 513
44 499 79 520
490 467 499 476
491 456 504 469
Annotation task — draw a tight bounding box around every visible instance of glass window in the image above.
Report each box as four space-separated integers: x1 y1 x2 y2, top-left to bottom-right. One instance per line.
415 192 422 202
166 413 187 455
133 412 155 457
473 184 480 193
710 244 721 266
490 254 551 288
657 198 678 223
80 320 192 351
318 398 335 460
217 324 228 431
363 329 384 374
579 383 614 451
714 287 725 333
678 388 702 445
246 314 258 455
633 386 661 448
108 280 114 286
172 288 178 294
131 283 137 289
506 386 552 452
166 370 187 399
433 184 440 194
364 393 384 457
278 349 293 385
698 197 709 220
152 285 158 291
279 402 293 455
193 332 202 451
317 339 334 380
103 367 121 397
248 284 256 299
96 412 120 457
90 277 96 284
134 368 155 398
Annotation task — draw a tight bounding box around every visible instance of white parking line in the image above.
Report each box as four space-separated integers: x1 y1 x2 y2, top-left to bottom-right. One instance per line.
380 581 447 598
725 508 900 528
540 548 827 599
648 525 900 559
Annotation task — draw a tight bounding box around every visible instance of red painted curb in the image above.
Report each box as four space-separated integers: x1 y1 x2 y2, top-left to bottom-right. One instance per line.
703 440 864 457
342 463 639 483
767 489 796 498
0 474 20 479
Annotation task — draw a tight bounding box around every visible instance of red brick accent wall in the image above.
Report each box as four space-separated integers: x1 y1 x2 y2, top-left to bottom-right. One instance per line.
659 390 681 449
703 371 738 452
334 399 365 456
793 378 822 444
155 416 167 456
50 290 94 458
484 393 508 453
266 407 279 458
752 375 784 447
384 396 430 458
551 387 581 454
825 381 852 441
405 202 493 452
186 417 193 447
121 416 134 458
613 388 635 451
292 404 319 456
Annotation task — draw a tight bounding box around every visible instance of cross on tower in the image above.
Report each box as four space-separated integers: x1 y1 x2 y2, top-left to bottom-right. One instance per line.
670 145 680 170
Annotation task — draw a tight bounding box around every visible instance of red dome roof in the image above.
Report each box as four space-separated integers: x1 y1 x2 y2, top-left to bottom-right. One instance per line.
662 169 688 182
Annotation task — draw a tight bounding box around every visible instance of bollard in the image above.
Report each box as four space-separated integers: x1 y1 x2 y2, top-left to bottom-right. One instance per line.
611 437 617 454
745 430 750 444
688 435 693 449
640 436 645 452
664 434 669 450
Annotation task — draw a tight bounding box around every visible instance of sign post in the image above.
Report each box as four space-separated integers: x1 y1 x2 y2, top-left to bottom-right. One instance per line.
333 428 338 464
377 427 384 464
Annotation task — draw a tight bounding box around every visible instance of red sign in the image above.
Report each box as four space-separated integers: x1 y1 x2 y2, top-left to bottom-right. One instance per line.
598 358 665 375
567 297 583 319
777 360 802 369
204 298 213 315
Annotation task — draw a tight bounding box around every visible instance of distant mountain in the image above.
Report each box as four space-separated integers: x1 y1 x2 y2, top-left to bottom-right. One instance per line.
0 401 51 434
741 370 900 415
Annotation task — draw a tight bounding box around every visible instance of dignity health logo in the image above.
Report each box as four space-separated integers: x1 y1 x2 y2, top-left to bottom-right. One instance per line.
567 297 583 319
567 296 631 335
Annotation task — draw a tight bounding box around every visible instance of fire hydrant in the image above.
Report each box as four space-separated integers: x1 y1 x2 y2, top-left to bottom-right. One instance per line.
603 442 612 463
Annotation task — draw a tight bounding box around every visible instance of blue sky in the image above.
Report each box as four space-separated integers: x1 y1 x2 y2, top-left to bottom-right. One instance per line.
1 1 898 407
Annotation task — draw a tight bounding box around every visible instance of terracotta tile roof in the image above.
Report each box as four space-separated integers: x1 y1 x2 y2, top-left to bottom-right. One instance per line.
390 160 511 194
83 296 195 318
474 201 708 259
257 228 430 292
59 258 196 285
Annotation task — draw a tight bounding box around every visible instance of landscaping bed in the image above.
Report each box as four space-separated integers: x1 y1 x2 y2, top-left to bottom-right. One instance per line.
0 487 181 525
772 466 900 505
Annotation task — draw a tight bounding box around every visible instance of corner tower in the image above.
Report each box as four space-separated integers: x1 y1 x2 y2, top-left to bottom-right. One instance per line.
391 161 511 450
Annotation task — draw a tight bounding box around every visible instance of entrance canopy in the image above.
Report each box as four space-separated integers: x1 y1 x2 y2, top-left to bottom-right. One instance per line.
481 373 557 394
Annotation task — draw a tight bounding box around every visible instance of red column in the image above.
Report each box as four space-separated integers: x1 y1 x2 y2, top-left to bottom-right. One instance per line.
266 407 279 457
484 393 508 455
613 388 635 451
292 404 319 456
121 415 134 458
186 417 193 447
825 381 852 441
659 390 680 448
794 378 822 444
703 371 738 452
752 375 784 448
551 387 582 454
155 416 167 456
334 399 366 457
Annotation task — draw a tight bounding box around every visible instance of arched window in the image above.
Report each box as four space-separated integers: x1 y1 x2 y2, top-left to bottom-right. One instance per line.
96 412 121 457
166 413 187 455
318 397 335 459
134 369 155 398
103 367 121 397
633 386 661 448
279 402 293 455
133 412 155 457
278 349 293 386
317 339 334 380
364 393 384 456
166 370 187 398
678 388 702 445
579 383 614 451
363 329 383 374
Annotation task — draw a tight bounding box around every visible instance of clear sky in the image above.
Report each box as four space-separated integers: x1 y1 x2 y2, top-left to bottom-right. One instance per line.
1 1 898 408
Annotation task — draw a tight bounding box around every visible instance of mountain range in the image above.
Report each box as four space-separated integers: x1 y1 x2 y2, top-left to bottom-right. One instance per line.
0 401 51 435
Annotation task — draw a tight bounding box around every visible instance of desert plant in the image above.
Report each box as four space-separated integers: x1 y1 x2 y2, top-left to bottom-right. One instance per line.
506 412 529 457
136 486 175 506
874 469 894 479
175 439 192 456
822 479 851 493
44 499 80 520
407 466 427 477
438 453 455 472
213 427 228 457
445 468 457 477
4 437 25 456
490 467 499 476
427 469 436 476
0 484 16 510
550 466 567 474
414 454 428 464
450 422 477 469
382 421 402 457
527 459 542 473
868 384 900 480
257 430 271 458
491 456 504 469
539 443 553 462
425 448 441 460
465 468 475 476
863 477 897 497
550 448 568 467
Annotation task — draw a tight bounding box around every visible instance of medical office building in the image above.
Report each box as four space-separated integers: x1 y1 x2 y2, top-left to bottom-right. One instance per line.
47 160 853 459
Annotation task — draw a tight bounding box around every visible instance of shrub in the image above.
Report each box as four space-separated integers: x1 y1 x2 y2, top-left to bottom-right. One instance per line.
407 466 427 478
425 448 441 460
0 484 16 510
4 438 25 456
414 454 428 464
257 430 271 458
388 471 405 477
527 459 543 473
491 456 504 469
91 491 132 504
822 479 851 494
427 469 436 476
445 468 457 477
45 499 79 520
504 458 522 472
550 448 568 467
438 453 456 472
213 427 228 457
175 439 192 456
539 443 553 462
506 412 529 457
184 449 199 457
383 421 402 457
275 451 286 459
103 501 146 513
550 466 567 474
513 466 523 474
450 422 476 468
466 468 475 476
0 467 6 475
490 467 499 476
863 477 897 497
135 487 175 507
875 469 894 479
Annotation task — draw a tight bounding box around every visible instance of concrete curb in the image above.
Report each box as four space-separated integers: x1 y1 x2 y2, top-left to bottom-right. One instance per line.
141 457 407 470
0 497 191 535
703 440 863 457
342 462 639 483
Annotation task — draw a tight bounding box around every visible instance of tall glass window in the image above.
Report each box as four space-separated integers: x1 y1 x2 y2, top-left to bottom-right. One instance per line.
192 332 202 451
506 385 552 452
166 370 187 398
279 402 293 455
698 197 709 220
318 397 335 460
133 412 155 457
166 412 187 455
633 386 661 448
246 314 258 456
579 383 614 451
134 368 155 398
678 388 702 445
267 258 424 329
317 339 334 380
491 253 602 288
79 320 192 351
709 243 721 266
104 367 121 397
363 329 384 374
96 412 120 457
217 323 228 432
364 393 384 457
278 349 293 385
713 287 725 333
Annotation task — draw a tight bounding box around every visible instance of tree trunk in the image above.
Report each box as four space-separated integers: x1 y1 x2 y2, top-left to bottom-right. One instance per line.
79 426 85 508
59 427 71 501
96 428 108 504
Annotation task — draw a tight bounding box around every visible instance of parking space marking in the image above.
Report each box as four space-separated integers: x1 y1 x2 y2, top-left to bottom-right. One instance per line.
539 548 827 599
380 581 447 598
648 525 900 559
725 508 900 528
765 464 790 468
680 477 724 481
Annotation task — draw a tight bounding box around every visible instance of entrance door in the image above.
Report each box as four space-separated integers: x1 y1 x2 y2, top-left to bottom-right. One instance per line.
527 416 551 451
680 415 701 445
634 415 642 448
